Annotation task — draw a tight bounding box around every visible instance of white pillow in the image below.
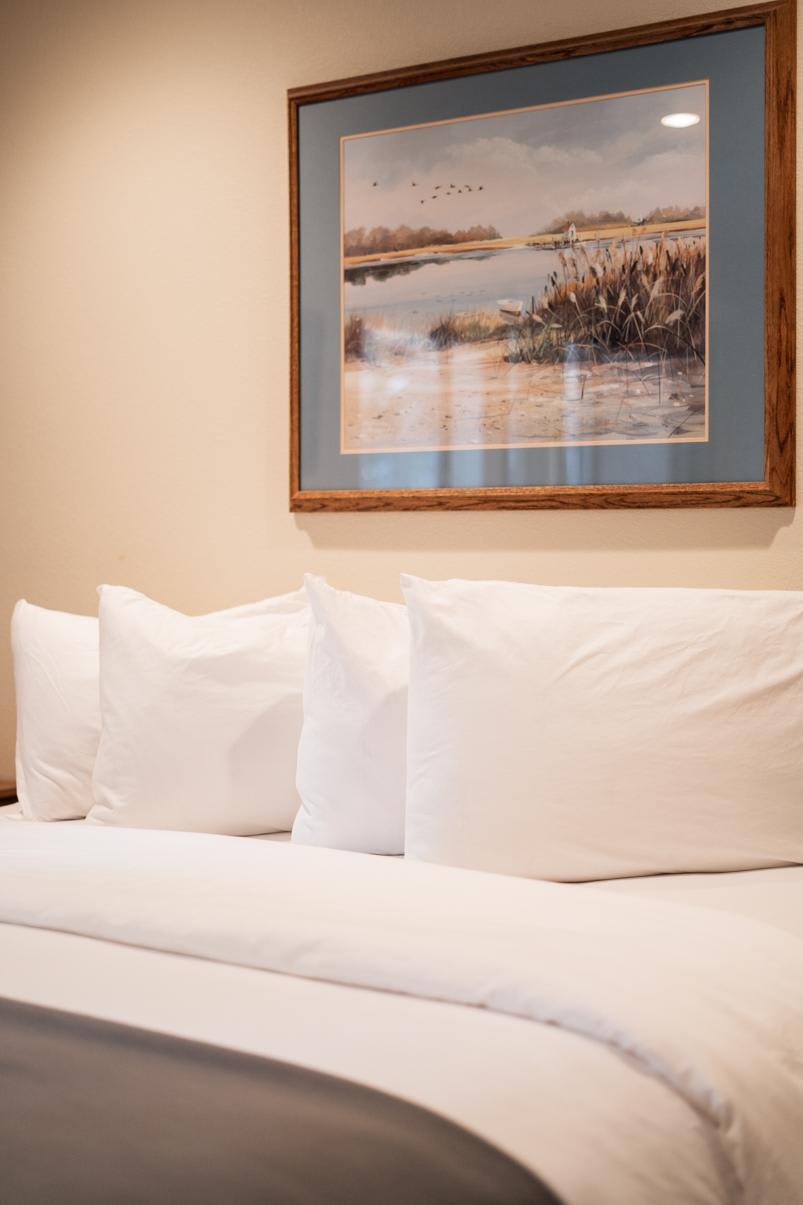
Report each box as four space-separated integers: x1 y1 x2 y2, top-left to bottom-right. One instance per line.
88 586 309 835
11 590 307 824
402 575 803 881
292 575 408 854
12 601 100 821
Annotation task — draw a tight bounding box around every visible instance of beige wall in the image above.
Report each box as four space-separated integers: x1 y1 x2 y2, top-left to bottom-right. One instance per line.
1 0 800 775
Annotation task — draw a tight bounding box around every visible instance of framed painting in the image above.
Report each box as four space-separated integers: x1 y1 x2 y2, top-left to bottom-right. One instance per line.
289 1 795 510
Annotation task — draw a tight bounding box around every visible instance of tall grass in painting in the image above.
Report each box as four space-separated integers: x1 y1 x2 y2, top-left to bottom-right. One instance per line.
428 311 509 349
506 237 705 365
344 314 366 360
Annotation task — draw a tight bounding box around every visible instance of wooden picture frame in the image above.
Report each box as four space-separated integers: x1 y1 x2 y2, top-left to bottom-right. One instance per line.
289 0 795 511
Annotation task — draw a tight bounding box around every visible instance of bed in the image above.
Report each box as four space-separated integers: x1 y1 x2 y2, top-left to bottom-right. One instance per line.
2 818 802 1205
6 576 803 1203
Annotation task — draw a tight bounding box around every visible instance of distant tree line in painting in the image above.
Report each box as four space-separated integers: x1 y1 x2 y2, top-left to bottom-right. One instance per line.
342 207 706 258
539 205 706 234
343 224 501 257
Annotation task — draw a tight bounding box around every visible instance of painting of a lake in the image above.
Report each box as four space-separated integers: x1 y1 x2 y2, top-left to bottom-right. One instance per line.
341 81 708 453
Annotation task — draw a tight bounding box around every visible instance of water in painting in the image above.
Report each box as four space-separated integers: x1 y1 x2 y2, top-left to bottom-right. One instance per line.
341 82 707 453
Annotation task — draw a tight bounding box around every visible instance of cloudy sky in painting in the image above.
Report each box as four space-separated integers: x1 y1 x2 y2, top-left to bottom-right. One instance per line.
343 83 706 238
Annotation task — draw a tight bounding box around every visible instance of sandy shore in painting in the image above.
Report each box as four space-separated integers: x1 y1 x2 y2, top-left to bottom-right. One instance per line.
343 343 705 452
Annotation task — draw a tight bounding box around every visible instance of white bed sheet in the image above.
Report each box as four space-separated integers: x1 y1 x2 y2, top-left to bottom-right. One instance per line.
592 864 803 938
2 804 799 927
0 802 292 840
1 825 802 1205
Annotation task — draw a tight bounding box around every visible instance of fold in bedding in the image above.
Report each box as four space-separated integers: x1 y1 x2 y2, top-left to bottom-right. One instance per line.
1 996 560 1205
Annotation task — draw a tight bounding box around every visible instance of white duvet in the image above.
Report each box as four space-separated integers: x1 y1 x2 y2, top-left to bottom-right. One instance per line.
1 823 802 1205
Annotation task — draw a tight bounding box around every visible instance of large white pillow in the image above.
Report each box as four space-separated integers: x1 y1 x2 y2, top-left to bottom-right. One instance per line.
402 575 803 881
291 575 408 854
11 601 100 821
88 586 308 834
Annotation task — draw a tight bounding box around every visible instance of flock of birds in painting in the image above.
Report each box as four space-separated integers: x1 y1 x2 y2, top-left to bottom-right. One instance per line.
371 180 485 204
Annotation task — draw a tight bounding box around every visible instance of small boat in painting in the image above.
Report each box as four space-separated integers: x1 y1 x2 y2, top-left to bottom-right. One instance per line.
497 298 524 318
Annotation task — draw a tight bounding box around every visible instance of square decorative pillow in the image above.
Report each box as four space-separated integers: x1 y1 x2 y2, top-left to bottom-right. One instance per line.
292 576 408 854
403 575 803 881
12 601 101 821
88 586 308 834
